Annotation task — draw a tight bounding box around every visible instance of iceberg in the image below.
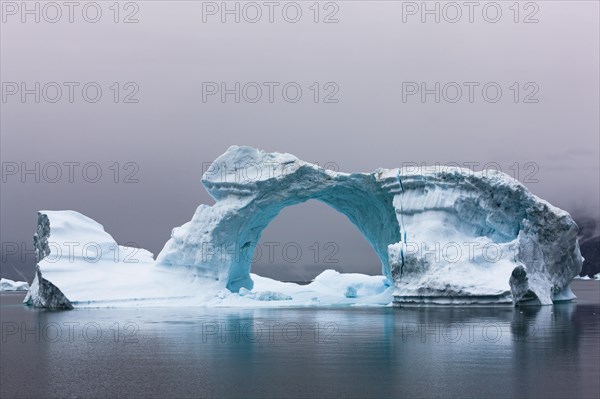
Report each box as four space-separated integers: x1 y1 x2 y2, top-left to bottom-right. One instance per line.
574 274 600 281
24 146 583 309
0 278 29 292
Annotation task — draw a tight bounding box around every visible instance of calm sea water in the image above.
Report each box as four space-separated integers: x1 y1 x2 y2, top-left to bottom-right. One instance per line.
1 281 599 399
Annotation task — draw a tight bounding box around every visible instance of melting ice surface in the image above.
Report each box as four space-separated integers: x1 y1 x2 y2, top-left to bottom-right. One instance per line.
25 146 583 308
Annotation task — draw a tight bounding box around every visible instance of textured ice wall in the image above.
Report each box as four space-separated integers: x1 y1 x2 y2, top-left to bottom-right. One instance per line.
378 168 582 305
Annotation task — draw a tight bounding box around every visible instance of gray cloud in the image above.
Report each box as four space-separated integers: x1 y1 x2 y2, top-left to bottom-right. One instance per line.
1 1 598 281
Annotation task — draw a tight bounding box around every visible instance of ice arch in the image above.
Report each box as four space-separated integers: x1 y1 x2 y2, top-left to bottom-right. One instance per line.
156 146 401 291
156 145 582 303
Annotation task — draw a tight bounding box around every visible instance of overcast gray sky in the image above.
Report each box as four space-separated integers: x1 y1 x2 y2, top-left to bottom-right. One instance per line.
1 1 598 281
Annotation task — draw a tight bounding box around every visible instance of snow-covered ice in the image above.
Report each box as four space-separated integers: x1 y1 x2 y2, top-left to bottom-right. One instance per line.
24 146 583 309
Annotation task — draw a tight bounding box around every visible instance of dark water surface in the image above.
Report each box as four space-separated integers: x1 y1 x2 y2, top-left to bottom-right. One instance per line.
1 281 599 398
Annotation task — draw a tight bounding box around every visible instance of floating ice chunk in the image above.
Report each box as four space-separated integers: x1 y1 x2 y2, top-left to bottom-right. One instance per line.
0 278 29 291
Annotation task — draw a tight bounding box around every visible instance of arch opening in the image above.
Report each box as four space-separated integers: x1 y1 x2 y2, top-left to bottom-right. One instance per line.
250 199 384 283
